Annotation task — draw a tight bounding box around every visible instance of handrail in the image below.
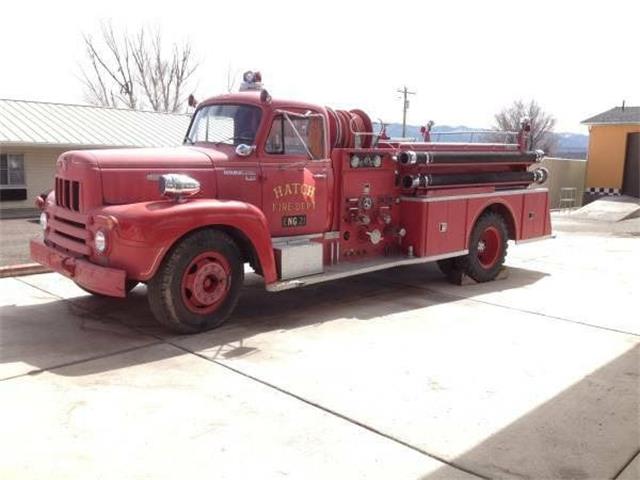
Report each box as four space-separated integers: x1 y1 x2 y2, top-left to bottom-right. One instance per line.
431 130 518 145
432 130 518 137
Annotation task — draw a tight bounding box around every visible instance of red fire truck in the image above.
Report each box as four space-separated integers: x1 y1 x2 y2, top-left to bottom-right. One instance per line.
31 72 551 333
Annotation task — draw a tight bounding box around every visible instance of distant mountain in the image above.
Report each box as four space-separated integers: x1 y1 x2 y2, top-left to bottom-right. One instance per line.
553 132 588 159
372 122 588 159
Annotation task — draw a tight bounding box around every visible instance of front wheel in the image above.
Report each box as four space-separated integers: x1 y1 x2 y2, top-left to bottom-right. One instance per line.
456 212 508 283
147 230 244 334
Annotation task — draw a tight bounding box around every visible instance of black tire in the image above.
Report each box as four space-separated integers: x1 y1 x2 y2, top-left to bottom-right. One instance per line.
77 280 139 296
147 230 244 334
436 258 456 277
456 212 508 283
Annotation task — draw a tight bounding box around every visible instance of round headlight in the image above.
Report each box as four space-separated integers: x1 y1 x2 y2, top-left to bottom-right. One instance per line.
94 230 107 254
372 154 382 167
350 155 361 168
39 212 48 231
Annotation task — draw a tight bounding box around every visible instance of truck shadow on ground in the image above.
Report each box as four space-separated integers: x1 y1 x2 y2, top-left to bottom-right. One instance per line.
1 264 547 379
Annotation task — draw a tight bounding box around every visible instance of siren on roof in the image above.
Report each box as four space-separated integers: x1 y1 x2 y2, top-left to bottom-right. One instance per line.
239 70 263 91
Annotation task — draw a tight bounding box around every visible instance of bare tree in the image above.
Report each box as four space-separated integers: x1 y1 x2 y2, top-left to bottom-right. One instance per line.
80 22 198 113
81 23 137 109
494 100 557 153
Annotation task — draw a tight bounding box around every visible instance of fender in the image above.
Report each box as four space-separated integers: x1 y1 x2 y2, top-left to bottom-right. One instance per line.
466 196 520 245
99 198 277 283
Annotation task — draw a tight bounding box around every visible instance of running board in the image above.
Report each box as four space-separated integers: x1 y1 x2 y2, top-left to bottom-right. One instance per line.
266 249 468 292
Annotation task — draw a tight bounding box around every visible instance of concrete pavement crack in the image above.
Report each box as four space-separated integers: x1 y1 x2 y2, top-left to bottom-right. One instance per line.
8 277 489 478
1 277 162 382
379 277 640 338
0 342 161 382
155 335 491 480
613 448 640 479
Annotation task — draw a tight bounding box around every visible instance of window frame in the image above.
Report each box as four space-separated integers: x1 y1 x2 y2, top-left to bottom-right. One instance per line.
264 115 286 155
0 153 26 189
184 103 263 147
263 110 327 161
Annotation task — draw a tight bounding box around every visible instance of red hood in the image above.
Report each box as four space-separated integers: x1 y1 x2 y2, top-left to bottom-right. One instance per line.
78 146 227 169
57 147 232 208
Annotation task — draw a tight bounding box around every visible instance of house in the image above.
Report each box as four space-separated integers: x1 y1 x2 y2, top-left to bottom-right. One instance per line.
0 99 191 216
581 105 640 201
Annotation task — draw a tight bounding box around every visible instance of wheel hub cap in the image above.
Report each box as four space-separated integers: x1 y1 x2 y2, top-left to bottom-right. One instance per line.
192 262 227 305
477 226 500 268
181 251 231 314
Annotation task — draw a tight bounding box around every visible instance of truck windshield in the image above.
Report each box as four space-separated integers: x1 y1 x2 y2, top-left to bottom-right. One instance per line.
186 104 262 146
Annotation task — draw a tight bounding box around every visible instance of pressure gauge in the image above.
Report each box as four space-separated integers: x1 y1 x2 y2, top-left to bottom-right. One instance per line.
366 229 383 245
363 156 372 167
372 154 382 167
360 196 373 210
350 155 361 168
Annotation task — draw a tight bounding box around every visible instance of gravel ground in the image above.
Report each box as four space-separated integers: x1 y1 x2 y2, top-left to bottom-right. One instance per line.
0 217 42 267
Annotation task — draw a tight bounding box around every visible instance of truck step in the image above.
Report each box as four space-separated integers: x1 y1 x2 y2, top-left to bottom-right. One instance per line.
266 249 468 292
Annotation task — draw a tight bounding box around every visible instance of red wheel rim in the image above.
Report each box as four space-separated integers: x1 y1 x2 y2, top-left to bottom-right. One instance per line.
477 226 501 268
181 251 231 314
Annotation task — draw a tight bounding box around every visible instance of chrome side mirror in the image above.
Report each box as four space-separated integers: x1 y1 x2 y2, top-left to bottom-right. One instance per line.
235 144 254 157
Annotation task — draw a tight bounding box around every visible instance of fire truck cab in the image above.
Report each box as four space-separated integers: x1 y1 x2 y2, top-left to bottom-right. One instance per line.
31 71 551 333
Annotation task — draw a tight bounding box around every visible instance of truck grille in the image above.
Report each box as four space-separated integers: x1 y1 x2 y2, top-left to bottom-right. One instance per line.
48 178 90 256
55 177 81 211
47 211 91 256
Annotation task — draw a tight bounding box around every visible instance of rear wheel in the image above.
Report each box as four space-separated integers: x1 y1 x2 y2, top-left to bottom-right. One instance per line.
147 230 243 334
456 212 508 282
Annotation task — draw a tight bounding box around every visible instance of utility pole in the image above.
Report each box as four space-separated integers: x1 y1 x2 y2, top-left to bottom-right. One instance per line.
397 86 416 138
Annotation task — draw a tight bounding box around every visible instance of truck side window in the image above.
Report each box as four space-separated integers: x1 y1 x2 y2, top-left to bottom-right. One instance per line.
265 115 325 159
265 116 285 154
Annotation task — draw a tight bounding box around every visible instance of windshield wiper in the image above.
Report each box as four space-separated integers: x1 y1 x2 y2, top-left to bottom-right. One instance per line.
213 135 235 146
212 135 253 146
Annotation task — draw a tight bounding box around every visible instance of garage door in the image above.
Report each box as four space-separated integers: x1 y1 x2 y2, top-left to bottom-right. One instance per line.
622 132 640 198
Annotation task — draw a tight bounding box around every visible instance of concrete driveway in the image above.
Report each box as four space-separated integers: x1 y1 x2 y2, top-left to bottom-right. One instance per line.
1 228 638 479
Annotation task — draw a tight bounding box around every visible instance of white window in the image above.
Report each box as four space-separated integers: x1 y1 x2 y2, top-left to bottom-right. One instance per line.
0 154 25 188
186 104 262 145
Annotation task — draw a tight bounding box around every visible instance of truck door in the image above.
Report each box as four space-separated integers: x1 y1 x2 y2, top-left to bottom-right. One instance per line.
260 111 332 237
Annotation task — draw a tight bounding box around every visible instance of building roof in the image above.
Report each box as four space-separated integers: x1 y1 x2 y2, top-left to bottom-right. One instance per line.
0 99 191 148
581 106 640 125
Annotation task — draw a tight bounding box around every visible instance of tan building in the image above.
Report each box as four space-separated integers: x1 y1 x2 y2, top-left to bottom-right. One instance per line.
581 105 640 201
0 99 191 216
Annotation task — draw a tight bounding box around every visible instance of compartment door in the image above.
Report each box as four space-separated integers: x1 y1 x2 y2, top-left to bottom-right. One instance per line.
521 191 548 239
425 200 467 256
